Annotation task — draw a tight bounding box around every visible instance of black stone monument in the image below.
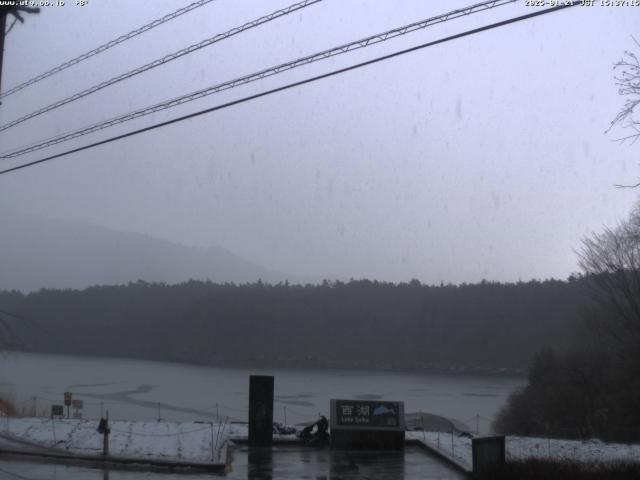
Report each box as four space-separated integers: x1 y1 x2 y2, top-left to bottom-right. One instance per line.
248 375 274 446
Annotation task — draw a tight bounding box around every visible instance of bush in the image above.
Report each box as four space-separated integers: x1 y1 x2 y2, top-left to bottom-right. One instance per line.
474 458 640 480
491 345 638 441
0 396 17 416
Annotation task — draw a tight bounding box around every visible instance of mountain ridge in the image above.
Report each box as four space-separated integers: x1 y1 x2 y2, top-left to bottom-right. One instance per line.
0 208 296 292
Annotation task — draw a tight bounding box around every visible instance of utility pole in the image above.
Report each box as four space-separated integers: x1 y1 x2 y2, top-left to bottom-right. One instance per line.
0 5 40 99
0 11 6 97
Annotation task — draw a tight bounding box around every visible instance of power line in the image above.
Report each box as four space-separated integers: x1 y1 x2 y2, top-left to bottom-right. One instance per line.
0 3 578 177
0 0 517 160
0 308 23 320
0 0 321 133
0 0 218 100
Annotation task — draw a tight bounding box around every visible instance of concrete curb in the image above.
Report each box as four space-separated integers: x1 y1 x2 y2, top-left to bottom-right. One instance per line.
0 447 230 473
406 438 472 476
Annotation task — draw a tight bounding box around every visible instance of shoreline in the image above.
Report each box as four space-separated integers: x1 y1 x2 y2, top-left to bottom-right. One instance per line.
4 348 526 378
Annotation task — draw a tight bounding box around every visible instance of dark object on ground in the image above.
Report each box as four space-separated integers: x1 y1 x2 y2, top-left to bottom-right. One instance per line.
0 397 17 416
474 458 640 480
272 422 296 435
96 418 110 434
299 416 330 447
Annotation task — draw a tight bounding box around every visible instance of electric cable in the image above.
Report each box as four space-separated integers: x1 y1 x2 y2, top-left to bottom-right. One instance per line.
0 0 517 159
0 0 321 132
0 3 578 177
0 0 219 100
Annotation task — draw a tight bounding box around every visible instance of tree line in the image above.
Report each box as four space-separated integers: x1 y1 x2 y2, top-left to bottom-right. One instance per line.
1 276 587 374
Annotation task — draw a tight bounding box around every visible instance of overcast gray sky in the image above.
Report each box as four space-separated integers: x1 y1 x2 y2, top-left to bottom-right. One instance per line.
1 0 639 285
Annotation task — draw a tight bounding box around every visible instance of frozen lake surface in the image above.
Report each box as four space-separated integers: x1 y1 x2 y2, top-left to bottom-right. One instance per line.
0 352 523 431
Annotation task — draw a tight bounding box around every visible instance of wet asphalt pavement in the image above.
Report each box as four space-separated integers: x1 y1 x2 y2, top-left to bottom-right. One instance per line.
0 445 467 479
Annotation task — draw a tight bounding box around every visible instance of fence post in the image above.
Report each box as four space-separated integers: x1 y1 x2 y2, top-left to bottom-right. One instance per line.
211 422 215 463
214 419 222 455
451 428 454 455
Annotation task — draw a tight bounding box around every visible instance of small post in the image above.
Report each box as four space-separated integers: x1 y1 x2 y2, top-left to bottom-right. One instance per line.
64 392 72 419
102 410 110 456
451 428 454 455
210 422 215 462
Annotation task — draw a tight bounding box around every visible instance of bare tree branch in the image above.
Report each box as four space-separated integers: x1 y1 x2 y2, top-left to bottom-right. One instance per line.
578 206 640 364
608 38 640 149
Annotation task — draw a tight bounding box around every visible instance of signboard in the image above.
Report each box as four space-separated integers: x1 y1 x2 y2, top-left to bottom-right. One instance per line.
64 392 72 406
71 399 83 419
51 405 64 417
330 399 405 450
333 400 404 430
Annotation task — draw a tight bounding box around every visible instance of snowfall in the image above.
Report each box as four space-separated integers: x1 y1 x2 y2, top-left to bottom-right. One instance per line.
0 417 639 468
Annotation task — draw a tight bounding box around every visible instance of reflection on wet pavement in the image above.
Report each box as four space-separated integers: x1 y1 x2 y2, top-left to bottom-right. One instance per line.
236 445 465 480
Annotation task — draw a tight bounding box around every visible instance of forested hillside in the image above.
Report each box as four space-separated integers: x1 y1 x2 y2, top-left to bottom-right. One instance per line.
0 278 587 373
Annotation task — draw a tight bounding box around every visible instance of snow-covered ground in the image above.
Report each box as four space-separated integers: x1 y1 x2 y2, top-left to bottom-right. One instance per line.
0 417 231 464
0 417 299 466
407 431 640 468
4 418 638 469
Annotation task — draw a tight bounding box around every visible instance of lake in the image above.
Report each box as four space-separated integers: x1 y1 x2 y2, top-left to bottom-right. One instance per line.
0 352 522 430
0 352 524 478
